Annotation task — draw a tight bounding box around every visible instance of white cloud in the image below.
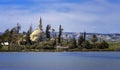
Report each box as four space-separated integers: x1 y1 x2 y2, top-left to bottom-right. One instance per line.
0 0 120 33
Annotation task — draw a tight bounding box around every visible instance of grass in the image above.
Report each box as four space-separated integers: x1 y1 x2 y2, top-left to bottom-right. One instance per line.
1 46 8 50
108 42 120 51
0 42 120 52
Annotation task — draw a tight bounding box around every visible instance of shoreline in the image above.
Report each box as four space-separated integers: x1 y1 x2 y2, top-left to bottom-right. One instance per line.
0 49 120 52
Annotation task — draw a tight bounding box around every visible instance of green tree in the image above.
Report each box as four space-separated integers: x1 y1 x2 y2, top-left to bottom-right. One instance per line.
26 25 33 45
16 23 21 34
82 41 91 49
3 29 10 42
0 35 3 48
58 25 63 44
52 28 55 38
91 34 98 48
68 38 77 49
83 32 86 42
51 28 56 47
98 40 109 49
46 24 51 39
2 29 13 50
52 38 57 47
3 29 13 46
27 24 33 35
91 34 98 43
9 23 21 45
73 38 77 48
78 35 84 47
65 34 69 44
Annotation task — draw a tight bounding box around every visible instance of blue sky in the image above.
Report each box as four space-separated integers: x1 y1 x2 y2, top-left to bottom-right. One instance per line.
0 0 120 33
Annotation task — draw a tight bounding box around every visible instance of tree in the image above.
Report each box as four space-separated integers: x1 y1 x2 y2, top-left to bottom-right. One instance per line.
46 24 51 39
3 29 10 41
82 41 91 49
78 35 84 47
52 38 57 47
9 23 21 45
3 29 13 46
61 28 64 43
28 24 33 34
66 34 69 44
0 35 3 48
2 29 13 50
91 34 98 48
73 38 77 48
26 25 33 44
26 32 31 44
91 34 98 43
58 25 63 44
98 40 109 49
16 23 21 34
10 26 21 45
83 32 86 42
52 28 55 38
68 38 77 49
39 17 43 31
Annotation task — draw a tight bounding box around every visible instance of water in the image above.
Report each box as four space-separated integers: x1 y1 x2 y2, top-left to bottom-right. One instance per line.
0 52 120 70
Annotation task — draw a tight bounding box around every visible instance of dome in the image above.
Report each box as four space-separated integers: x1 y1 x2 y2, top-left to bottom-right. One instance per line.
30 29 43 42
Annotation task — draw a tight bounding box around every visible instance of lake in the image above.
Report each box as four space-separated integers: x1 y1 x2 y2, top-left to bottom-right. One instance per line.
0 52 120 70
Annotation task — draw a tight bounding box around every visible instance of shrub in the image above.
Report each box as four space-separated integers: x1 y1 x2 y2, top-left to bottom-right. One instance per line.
42 41 55 49
95 43 101 49
78 36 84 46
67 43 75 49
67 38 77 49
91 34 98 43
1 46 8 50
82 41 92 49
96 40 109 49
100 40 109 49
20 45 26 50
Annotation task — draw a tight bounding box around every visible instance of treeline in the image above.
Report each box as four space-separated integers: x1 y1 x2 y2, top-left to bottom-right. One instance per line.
0 22 109 51
66 32 109 50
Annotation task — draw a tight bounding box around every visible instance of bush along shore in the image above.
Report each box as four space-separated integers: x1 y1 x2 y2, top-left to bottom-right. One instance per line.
0 18 119 52
0 41 120 52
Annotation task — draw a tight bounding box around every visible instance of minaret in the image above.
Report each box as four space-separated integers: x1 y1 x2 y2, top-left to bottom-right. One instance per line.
39 17 43 31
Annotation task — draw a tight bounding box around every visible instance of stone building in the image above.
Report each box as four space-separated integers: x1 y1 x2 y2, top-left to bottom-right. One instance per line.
30 18 45 42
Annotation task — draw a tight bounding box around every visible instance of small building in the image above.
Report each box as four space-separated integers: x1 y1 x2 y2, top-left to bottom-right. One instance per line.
1 42 9 46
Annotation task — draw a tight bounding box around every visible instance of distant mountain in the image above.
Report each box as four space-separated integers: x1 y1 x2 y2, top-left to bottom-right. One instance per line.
60 32 120 42
0 31 120 42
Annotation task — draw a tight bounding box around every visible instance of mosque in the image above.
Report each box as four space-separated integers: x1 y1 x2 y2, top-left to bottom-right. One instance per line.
30 18 45 42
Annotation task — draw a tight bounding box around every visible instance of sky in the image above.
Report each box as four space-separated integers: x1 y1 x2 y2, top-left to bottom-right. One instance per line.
0 0 120 33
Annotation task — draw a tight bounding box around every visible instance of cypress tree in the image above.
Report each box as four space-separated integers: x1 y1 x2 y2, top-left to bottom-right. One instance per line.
46 24 51 39
58 25 62 44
